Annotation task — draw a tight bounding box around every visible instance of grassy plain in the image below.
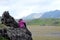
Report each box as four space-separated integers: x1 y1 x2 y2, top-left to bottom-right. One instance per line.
27 25 60 40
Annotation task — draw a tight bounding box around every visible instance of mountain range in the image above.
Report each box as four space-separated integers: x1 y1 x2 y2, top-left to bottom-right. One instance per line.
23 13 43 20
23 10 60 20
41 10 60 18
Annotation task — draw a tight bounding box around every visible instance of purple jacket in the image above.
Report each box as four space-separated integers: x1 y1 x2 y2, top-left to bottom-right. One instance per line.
18 20 25 28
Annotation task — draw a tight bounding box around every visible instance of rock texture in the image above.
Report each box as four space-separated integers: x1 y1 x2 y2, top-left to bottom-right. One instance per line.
0 11 32 40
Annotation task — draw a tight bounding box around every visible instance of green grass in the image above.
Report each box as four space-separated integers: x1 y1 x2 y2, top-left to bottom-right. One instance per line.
0 24 9 40
27 18 60 26
0 36 8 40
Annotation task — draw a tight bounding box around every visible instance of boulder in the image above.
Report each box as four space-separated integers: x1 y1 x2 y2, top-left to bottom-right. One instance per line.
0 11 32 40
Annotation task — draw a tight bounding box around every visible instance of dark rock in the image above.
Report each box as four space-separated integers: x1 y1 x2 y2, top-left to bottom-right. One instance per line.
0 11 32 40
1 11 19 28
6 27 32 40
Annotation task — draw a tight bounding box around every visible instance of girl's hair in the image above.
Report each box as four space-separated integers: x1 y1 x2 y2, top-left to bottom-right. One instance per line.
19 19 23 20
19 19 23 22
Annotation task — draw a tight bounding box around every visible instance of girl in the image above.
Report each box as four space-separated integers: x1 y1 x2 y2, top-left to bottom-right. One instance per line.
18 19 32 36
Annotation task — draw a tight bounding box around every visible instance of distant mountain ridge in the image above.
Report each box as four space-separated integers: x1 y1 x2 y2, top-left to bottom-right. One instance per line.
23 13 43 20
23 10 60 20
41 10 60 18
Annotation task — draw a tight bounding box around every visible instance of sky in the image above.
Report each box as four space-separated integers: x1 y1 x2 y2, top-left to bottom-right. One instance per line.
0 0 60 19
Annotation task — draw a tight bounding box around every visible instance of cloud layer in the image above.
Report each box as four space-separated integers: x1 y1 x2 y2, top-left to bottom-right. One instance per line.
0 0 60 19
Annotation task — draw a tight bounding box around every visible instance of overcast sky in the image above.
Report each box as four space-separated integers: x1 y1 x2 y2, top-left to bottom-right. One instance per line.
0 0 60 19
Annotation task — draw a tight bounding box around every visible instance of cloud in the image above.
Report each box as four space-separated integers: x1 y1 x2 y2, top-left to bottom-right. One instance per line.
0 0 60 19
8 0 53 18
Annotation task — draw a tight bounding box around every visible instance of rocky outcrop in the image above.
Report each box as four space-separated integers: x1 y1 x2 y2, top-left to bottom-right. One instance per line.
0 27 32 40
0 11 32 40
7 27 32 40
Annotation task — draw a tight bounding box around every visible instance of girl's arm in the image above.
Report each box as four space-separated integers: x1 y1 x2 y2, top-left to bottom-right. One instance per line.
24 23 26 28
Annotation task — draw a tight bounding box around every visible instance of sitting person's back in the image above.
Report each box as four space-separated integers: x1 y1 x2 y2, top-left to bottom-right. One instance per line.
18 19 26 28
18 19 32 36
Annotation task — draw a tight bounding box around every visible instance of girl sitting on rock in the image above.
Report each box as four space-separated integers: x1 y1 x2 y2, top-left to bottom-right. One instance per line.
18 19 32 36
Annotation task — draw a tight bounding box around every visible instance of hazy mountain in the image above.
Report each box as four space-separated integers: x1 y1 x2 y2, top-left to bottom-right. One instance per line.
41 10 60 18
23 10 60 20
23 13 43 20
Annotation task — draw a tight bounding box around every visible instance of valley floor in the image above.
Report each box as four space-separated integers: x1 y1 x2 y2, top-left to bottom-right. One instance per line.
27 25 60 40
